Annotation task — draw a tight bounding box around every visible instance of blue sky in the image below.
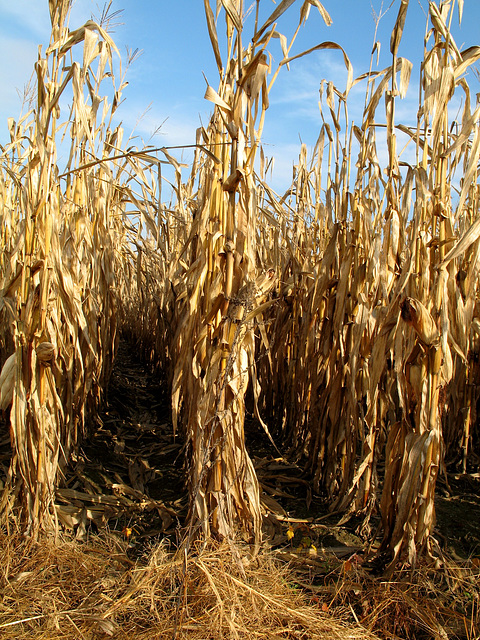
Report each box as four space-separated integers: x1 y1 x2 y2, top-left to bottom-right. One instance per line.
1 0 479 190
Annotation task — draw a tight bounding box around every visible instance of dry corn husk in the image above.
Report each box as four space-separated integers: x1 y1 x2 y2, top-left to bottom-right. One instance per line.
36 342 56 366
400 297 439 347
0 354 15 411
116 0 480 570
0 0 122 535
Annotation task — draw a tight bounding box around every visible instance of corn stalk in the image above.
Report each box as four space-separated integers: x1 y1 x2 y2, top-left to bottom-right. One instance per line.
0 0 129 536
170 0 333 545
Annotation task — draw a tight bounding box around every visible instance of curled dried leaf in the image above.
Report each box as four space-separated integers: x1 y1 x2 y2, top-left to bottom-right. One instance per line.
400 297 439 346
0 354 16 411
36 342 56 366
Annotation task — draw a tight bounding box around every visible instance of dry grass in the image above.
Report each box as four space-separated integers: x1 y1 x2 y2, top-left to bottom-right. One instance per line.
272 542 480 640
0 529 381 640
1 524 478 640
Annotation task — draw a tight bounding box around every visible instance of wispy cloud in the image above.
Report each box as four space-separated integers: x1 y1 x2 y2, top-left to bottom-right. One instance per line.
0 0 98 140
111 98 209 148
0 0 50 40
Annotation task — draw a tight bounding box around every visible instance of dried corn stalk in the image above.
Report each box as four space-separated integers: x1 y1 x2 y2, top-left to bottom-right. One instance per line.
169 0 333 545
0 0 130 535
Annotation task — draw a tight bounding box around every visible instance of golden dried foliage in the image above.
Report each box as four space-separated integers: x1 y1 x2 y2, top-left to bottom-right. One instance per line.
0 0 129 535
1 0 480 577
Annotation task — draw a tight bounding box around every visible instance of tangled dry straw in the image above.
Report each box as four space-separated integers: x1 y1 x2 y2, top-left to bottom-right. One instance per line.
1 526 478 639
285 546 480 640
0 531 381 640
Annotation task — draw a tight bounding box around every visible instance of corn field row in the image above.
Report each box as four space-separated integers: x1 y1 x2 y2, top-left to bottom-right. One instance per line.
1 0 479 574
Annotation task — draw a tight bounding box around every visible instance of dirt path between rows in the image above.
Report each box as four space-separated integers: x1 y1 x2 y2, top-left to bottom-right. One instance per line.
50 341 480 565
0 340 479 562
